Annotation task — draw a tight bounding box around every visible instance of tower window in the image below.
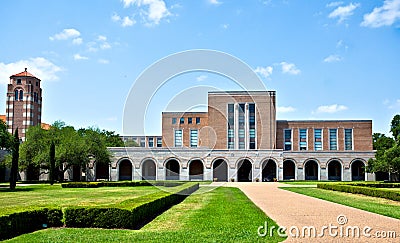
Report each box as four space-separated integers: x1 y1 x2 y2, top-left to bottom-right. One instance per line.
36 81 38 86
17 79 22 85
15 90 19 100
19 90 23 101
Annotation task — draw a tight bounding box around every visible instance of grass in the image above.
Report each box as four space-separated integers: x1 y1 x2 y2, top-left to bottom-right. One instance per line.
282 187 400 219
279 180 331 185
6 187 286 242
0 185 160 216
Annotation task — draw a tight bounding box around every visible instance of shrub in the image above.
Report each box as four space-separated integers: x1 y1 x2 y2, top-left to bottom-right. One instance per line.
61 181 183 188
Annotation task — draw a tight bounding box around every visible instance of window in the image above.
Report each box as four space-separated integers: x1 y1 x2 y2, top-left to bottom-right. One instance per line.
284 129 292 151
172 118 177 124
238 103 245 149
17 79 21 85
14 90 18 100
19 90 23 101
188 117 192 124
190 130 198 147
148 137 154 147
174 129 182 147
314 129 322 151
157 137 162 147
329 129 337 150
36 81 38 86
140 137 145 147
227 104 234 149
299 129 307 150
248 103 256 149
196 117 201 124
345 129 353 150
180 117 185 124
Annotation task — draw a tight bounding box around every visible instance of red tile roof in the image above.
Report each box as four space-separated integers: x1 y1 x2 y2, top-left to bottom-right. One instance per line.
11 68 37 78
0 115 5 123
41 123 51 130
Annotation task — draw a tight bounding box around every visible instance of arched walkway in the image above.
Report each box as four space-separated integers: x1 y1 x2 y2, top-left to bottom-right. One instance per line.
142 159 156 180
262 159 277 182
352 160 365 181
165 159 180 180
328 160 342 181
189 159 204 180
283 160 296 180
237 159 252 182
119 159 132 181
96 162 109 180
304 160 318 180
212 159 228 182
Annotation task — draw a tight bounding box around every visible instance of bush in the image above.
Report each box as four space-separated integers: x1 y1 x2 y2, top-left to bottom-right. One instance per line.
61 181 184 188
317 183 400 201
0 208 62 241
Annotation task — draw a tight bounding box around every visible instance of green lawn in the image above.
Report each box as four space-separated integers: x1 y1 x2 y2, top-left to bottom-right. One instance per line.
282 187 400 219
279 180 331 185
6 187 286 242
0 185 160 216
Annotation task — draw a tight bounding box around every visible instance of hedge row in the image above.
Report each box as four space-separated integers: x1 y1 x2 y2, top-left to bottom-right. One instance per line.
0 208 63 241
346 182 400 188
317 183 400 201
61 181 183 188
64 182 199 229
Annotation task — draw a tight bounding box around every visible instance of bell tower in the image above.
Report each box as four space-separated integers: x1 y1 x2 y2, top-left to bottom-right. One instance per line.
6 68 42 140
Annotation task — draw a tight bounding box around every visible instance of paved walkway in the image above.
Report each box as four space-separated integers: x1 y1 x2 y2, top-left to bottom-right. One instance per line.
214 182 400 242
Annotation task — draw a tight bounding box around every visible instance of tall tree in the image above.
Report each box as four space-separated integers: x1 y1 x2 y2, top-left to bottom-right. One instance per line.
0 120 13 150
390 114 400 143
10 129 19 190
49 141 55 185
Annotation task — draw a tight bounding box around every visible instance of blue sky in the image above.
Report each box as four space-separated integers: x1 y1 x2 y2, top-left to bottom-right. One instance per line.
1 0 400 136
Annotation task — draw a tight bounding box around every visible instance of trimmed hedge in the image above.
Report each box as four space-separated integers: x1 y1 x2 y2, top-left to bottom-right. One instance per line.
0 208 63 241
346 182 400 188
64 183 199 229
61 181 183 188
317 183 400 201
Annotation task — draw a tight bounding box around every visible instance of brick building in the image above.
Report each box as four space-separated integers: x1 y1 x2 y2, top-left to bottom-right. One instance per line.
102 90 375 182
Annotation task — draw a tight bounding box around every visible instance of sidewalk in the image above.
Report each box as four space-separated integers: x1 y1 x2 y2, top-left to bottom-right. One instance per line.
217 182 400 242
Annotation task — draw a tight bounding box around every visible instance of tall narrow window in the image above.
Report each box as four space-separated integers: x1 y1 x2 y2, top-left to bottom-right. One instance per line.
188 117 192 124
284 129 292 150
248 103 256 149
238 103 245 149
157 137 162 147
329 129 337 150
140 137 146 147
314 129 322 151
196 117 201 124
19 90 23 101
14 90 18 100
345 129 353 150
190 129 198 147
174 129 182 147
17 79 22 85
172 118 177 124
148 137 154 147
227 104 235 149
299 129 307 150
180 117 184 124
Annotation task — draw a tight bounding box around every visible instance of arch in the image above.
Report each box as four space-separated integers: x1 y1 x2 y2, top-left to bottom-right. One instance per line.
304 159 319 180
72 165 81 181
351 159 366 181
237 159 252 182
261 159 277 182
283 159 296 180
212 158 228 182
327 160 342 181
165 158 180 180
189 159 204 181
118 159 133 181
95 162 109 180
141 159 157 180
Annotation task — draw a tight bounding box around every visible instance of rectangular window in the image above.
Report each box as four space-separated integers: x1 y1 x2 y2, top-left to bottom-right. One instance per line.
345 129 353 150
157 137 162 147
190 130 198 147
329 129 337 150
314 129 322 151
284 129 292 151
174 129 182 147
188 117 192 124
148 137 154 147
227 104 234 149
172 118 176 124
299 129 307 150
140 137 145 147
17 79 21 84
180 117 184 124
196 117 201 124
248 103 256 149
238 103 245 149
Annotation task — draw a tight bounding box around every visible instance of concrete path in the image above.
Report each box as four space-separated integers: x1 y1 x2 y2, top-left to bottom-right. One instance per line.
216 182 400 242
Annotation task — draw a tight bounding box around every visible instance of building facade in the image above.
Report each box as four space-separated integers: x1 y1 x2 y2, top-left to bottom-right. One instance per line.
93 91 375 182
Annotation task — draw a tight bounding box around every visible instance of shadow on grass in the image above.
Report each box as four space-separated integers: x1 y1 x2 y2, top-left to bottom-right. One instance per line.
0 187 35 192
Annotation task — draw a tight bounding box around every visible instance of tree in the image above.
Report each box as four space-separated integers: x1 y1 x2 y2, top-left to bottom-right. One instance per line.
49 141 55 185
124 140 140 147
0 120 13 150
9 129 19 190
390 114 400 143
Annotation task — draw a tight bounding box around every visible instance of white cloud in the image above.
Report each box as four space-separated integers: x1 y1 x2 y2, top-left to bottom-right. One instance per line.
221 23 229 29
254 66 273 79
323 54 342 63
112 13 121 22
315 104 348 113
277 106 296 113
361 0 400 28
0 57 62 83
328 3 360 23
326 1 343 8
73 54 89 60
196 75 207 82
122 0 171 26
100 42 111 50
97 35 107 41
49 28 80 41
122 16 135 27
280 62 300 75
72 38 83 45
209 0 222 5
98 59 110 64
384 99 400 109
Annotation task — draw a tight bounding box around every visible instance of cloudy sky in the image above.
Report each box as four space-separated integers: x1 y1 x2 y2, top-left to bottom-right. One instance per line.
1 0 400 136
